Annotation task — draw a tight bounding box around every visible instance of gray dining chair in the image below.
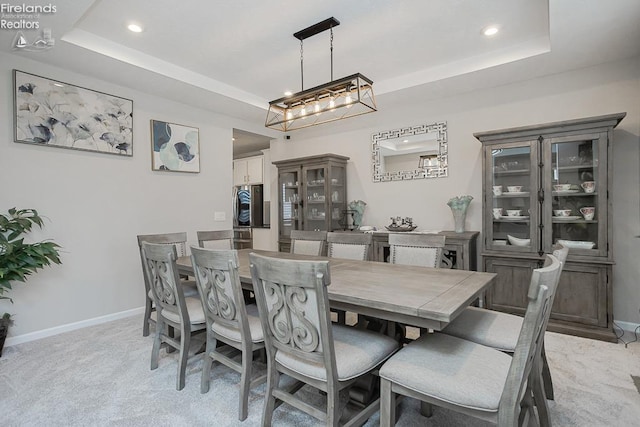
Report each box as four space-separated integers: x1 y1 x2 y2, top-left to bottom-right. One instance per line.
442 244 569 407
197 229 234 250
191 247 266 421
249 252 398 426
326 232 373 325
388 233 445 268
136 232 198 337
379 254 562 427
386 233 446 339
289 230 327 256
140 242 206 391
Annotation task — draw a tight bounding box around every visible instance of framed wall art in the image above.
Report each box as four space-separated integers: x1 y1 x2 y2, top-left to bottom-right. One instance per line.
13 70 133 156
150 120 200 173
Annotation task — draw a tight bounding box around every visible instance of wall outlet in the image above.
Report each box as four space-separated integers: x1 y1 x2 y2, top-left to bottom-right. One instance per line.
214 211 226 221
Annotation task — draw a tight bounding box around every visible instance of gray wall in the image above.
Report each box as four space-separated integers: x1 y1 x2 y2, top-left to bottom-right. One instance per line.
270 56 640 326
0 52 265 339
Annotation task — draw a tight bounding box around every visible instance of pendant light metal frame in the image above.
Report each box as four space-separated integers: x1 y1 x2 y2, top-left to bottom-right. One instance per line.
265 17 377 132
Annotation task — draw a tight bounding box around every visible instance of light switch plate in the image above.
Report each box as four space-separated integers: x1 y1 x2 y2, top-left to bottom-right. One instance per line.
214 211 226 221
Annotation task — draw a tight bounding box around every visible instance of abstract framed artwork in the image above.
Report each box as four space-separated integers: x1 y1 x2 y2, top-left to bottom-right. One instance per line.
13 69 133 156
150 120 200 173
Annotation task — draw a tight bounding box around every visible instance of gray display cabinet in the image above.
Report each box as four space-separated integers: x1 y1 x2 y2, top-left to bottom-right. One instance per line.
475 113 625 342
273 154 349 252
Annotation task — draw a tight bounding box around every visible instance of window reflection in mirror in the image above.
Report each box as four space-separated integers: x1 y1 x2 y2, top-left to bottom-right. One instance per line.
372 122 448 182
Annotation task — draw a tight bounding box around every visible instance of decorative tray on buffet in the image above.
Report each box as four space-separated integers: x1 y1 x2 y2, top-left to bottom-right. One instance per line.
385 225 417 232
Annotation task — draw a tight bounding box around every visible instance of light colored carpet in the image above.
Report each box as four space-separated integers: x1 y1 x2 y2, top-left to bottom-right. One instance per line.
1 315 639 426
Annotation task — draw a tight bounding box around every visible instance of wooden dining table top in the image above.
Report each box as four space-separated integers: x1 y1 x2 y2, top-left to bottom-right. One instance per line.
176 249 496 331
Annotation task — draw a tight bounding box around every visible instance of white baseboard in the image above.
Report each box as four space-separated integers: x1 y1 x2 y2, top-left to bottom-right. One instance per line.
613 320 640 336
4 307 144 347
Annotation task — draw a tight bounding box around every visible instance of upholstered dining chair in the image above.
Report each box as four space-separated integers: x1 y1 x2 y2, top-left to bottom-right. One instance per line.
289 230 327 256
386 233 446 339
191 247 266 421
197 229 234 250
441 244 569 408
388 233 445 268
326 232 373 325
140 242 206 391
249 253 399 426
137 232 198 337
379 254 562 427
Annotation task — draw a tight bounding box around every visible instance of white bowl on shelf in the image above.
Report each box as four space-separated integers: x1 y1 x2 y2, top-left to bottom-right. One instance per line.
507 235 531 247
557 239 595 249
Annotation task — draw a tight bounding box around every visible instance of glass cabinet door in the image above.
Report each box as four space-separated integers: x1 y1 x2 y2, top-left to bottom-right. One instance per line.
487 142 538 252
279 169 301 239
544 133 606 255
303 165 327 231
329 164 346 230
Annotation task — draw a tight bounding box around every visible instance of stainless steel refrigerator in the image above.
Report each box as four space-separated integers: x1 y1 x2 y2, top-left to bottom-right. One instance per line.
232 184 264 227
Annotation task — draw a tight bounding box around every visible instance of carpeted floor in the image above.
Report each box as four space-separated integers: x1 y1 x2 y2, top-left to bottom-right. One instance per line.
1 315 639 426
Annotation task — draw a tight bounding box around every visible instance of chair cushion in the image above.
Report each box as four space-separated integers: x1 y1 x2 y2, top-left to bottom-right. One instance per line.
211 304 265 343
276 324 398 382
442 307 522 352
182 280 200 298
329 243 367 261
293 240 323 256
160 296 206 325
379 333 512 412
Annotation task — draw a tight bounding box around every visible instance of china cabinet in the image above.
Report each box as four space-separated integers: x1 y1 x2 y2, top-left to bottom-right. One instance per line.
475 113 625 342
273 154 349 252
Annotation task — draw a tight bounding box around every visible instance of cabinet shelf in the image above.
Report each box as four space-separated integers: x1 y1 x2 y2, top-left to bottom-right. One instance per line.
494 169 530 175
552 163 598 171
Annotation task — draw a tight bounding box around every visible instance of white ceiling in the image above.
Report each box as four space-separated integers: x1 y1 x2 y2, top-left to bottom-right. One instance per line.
2 0 639 147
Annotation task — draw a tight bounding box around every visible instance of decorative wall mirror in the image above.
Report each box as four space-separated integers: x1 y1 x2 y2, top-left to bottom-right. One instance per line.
372 121 448 182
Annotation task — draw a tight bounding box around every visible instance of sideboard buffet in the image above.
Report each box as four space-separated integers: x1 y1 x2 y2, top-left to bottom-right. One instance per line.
475 112 625 342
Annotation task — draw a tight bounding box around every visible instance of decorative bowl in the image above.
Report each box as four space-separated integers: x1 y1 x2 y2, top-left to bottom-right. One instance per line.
506 209 522 217
553 209 572 217
507 235 531 247
507 186 523 193
557 239 595 249
385 225 417 232
554 184 572 192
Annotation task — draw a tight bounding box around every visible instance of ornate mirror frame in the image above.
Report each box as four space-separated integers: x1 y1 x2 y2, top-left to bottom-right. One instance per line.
372 121 448 182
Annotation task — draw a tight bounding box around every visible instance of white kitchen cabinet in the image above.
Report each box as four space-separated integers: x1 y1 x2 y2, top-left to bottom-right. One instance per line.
233 156 263 185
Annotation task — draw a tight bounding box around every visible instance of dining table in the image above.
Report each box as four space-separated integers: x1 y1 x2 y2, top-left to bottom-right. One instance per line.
176 248 496 332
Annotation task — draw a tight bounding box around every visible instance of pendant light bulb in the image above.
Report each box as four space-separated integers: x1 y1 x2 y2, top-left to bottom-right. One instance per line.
314 100 321 114
329 96 336 110
300 104 307 118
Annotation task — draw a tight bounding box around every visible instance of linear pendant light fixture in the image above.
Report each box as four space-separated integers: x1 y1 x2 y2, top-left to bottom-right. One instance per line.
265 17 376 132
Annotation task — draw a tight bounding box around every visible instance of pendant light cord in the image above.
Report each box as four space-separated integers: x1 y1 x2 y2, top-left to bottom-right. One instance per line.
300 39 304 91
330 26 334 81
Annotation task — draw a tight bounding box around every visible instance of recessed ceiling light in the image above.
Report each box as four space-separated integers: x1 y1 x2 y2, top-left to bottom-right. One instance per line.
128 23 143 33
284 91 292 97
53 83 64 87
483 26 499 37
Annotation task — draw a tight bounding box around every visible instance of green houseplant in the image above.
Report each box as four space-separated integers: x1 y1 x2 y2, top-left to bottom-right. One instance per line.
0 208 62 356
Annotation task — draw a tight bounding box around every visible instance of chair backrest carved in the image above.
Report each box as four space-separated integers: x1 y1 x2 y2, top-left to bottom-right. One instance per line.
137 232 190 299
191 247 250 340
290 230 327 256
197 230 234 250
388 233 445 268
326 232 373 261
498 254 562 424
141 241 190 326
249 253 338 384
